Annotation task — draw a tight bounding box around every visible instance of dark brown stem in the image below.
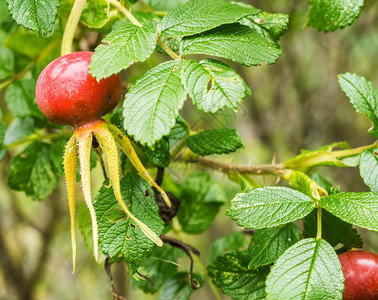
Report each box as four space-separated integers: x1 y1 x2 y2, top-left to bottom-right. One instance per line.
92 134 108 179
105 257 127 300
155 166 165 186
161 235 200 289
136 270 154 288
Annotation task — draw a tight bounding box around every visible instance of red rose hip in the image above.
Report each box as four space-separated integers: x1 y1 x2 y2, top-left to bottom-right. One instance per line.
338 250 378 300
36 51 121 127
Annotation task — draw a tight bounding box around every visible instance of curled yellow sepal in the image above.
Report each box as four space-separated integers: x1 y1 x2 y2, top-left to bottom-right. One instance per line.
107 123 172 207
63 119 167 274
63 133 78 274
93 121 163 247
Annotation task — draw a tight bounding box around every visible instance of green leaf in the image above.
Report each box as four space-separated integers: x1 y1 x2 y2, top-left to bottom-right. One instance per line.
266 238 344 299
207 251 269 300
306 0 364 32
78 207 104 260
248 223 300 269
226 187 315 229
4 117 37 146
146 0 190 11
168 116 189 140
142 137 170 167
186 128 243 156
239 9 289 44
181 24 282 66
359 149 378 193
123 60 186 147
181 59 251 113
89 24 157 80
6 0 59 35
131 244 183 293
0 1 12 26
311 171 340 194
338 73 378 139
158 272 205 300
0 47 14 80
94 172 164 265
81 0 109 28
157 36 181 55
289 170 327 199
303 209 363 253
5 79 43 118
0 109 6 161
177 172 227 234
4 31 61 67
208 231 245 265
160 0 259 37
320 192 378 231
284 149 351 172
7 141 58 200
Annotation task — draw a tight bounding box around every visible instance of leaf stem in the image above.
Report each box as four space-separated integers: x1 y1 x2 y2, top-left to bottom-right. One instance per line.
107 0 142 27
61 0 87 55
157 38 179 60
316 204 322 240
332 140 378 158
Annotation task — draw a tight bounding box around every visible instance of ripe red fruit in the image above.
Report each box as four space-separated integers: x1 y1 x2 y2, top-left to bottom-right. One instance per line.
338 250 378 300
36 51 121 127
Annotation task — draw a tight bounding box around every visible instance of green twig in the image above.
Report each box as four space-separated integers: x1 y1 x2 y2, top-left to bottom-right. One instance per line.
108 0 142 27
332 140 378 158
0 63 34 91
61 0 87 55
5 132 67 149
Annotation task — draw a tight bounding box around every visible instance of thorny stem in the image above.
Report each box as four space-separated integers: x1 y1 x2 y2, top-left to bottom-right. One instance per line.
178 140 378 176
179 155 285 175
108 0 179 60
61 0 87 55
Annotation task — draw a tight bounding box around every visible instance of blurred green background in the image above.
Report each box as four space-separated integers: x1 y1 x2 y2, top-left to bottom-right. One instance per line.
0 0 378 299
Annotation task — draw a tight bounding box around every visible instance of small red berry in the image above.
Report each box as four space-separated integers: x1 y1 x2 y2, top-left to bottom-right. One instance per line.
338 250 378 300
36 51 121 127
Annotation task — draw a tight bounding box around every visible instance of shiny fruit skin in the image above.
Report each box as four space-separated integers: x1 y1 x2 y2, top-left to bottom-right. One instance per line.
338 250 378 300
36 51 122 128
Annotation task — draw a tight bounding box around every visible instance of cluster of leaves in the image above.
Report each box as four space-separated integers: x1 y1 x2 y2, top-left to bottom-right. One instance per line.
0 0 376 299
